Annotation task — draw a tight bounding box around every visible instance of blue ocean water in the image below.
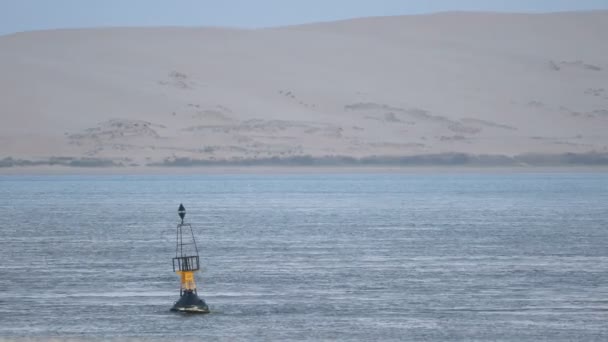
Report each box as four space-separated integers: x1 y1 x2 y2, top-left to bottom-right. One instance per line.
0 173 607 341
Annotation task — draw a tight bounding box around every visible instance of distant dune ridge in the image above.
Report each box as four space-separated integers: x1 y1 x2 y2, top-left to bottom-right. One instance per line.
1 11 608 170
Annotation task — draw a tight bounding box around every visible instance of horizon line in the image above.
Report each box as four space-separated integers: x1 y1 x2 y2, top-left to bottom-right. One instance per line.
2 9 607 37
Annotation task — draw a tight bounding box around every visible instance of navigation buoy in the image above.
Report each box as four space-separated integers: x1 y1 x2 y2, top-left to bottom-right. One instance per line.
170 204 209 313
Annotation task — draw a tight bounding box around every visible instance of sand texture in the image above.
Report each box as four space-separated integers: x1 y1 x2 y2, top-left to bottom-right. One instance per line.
1 11 608 170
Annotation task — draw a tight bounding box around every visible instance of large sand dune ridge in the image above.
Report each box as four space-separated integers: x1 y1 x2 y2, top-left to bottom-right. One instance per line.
1 11 607 168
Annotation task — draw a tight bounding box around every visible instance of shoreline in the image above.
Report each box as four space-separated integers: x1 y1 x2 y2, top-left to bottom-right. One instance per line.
1 165 608 176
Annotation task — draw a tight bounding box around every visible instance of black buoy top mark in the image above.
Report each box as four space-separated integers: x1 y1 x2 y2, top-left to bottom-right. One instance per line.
178 203 186 224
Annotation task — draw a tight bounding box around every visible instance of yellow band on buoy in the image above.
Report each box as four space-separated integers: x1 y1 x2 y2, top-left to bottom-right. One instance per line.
177 271 197 290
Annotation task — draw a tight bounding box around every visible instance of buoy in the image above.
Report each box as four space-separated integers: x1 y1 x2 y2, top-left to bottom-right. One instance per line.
170 204 210 313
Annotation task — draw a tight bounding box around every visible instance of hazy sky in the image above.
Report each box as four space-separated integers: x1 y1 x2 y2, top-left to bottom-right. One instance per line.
1 0 607 35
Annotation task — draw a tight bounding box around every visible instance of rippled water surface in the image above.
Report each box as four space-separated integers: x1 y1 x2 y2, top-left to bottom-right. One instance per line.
1 173 607 341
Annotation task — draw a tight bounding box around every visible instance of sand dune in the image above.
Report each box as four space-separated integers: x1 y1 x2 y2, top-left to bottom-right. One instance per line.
1 11 607 169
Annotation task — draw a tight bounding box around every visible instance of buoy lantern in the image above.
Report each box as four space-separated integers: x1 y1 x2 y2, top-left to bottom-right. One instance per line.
170 204 209 313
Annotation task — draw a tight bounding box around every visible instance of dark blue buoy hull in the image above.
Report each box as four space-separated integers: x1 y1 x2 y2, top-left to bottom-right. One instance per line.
170 290 209 314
